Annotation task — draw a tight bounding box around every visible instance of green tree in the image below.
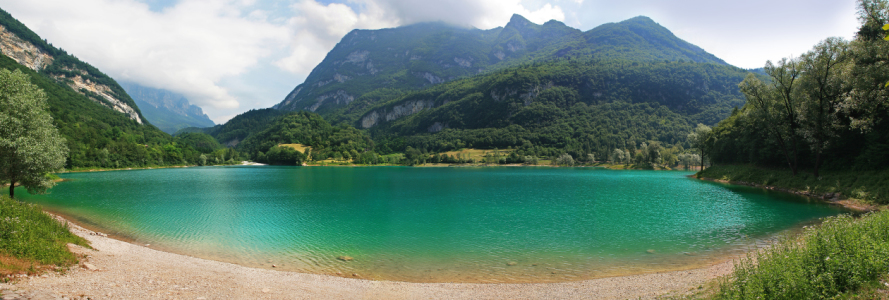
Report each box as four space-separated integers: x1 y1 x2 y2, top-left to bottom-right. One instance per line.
686 124 712 170
555 153 575 166
0 69 68 198
799 37 850 177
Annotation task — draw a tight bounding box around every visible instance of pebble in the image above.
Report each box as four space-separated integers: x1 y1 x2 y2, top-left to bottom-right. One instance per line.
336 256 354 261
646 249 656 254
261 288 270 293
506 262 517 266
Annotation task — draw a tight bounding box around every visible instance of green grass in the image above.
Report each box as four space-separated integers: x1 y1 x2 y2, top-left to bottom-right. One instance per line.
0 195 88 277
716 211 889 299
698 165 889 204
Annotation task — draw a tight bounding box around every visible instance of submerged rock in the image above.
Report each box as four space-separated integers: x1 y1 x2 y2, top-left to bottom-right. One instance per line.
506 261 517 266
337 256 354 261
646 249 656 254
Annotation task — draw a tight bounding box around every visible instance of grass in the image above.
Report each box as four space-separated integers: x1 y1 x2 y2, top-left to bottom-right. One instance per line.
715 211 889 299
278 143 311 153
0 195 89 279
698 165 889 204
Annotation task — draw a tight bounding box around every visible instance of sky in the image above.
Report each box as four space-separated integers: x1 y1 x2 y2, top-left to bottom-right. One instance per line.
0 0 860 124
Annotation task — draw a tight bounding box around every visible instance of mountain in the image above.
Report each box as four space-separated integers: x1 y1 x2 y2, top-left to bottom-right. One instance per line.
119 82 215 134
273 14 727 114
0 8 230 168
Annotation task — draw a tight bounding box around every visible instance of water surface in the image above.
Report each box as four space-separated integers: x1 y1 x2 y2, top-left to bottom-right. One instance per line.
17 166 846 282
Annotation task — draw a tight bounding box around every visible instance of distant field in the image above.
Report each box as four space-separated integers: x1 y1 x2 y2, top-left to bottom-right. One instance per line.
440 148 514 161
278 144 310 153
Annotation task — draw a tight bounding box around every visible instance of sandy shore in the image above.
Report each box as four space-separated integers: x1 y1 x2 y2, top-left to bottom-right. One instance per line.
0 218 736 300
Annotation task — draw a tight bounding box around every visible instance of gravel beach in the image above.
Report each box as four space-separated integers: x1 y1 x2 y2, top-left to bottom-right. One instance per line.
1 218 736 300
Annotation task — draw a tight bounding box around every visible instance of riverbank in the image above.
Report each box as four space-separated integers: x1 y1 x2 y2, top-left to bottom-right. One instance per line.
0 215 737 300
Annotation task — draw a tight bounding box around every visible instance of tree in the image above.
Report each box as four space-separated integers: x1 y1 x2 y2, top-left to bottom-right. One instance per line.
798 38 850 177
738 61 803 176
555 153 575 166
686 124 712 170
0 69 68 198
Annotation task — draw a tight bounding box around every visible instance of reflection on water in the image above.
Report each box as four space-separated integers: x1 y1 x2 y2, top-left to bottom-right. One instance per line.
18 166 847 283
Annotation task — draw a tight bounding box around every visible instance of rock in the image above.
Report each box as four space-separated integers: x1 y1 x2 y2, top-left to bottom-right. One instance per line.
261 288 270 293
337 256 354 261
352 273 359 277
40 274 48 278
82 263 98 271
646 249 656 254
506 261 517 266
271 264 277 268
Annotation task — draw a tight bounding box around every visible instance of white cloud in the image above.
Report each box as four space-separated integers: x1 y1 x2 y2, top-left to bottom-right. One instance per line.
274 0 565 76
0 0 289 111
275 0 397 75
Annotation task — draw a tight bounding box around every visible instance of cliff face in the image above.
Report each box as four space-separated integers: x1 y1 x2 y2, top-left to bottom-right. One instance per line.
0 25 143 124
0 25 52 70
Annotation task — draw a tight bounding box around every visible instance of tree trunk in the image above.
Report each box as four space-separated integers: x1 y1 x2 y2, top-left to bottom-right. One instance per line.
700 148 704 171
8 179 15 199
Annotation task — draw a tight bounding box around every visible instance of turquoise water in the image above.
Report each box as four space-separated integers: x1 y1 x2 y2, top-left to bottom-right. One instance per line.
15 166 846 282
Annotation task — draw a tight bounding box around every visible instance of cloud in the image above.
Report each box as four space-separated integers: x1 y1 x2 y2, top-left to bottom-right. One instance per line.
274 0 565 76
371 0 565 29
0 0 289 110
275 0 397 75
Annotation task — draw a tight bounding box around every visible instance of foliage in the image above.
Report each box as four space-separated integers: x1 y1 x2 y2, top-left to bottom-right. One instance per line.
716 211 889 299
0 69 67 198
174 132 223 154
238 111 374 165
555 153 575 166
0 195 88 271
686 123 712 170
199 108 285 146
710 0 889 175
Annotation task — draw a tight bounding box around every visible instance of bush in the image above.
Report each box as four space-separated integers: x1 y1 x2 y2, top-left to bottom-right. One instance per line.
717 211 889 299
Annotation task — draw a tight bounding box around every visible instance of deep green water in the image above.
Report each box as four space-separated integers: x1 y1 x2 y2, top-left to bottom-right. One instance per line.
15 166 847 282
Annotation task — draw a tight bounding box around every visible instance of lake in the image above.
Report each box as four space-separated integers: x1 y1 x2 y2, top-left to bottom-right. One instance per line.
15 166 847 283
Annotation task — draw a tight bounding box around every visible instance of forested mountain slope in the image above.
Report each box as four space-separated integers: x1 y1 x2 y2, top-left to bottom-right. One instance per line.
342 58 750 158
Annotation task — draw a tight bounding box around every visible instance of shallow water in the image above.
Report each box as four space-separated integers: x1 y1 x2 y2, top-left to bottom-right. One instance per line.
16 166 847 283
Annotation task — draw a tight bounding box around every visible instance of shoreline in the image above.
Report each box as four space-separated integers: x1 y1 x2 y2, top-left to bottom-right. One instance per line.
0 214 738 299
692 175 878 212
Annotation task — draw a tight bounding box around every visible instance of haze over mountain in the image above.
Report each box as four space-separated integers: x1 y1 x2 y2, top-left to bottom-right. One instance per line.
120 82 215 134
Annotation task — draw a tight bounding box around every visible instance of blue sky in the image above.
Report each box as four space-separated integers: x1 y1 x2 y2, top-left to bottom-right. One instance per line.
0 0 859 124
